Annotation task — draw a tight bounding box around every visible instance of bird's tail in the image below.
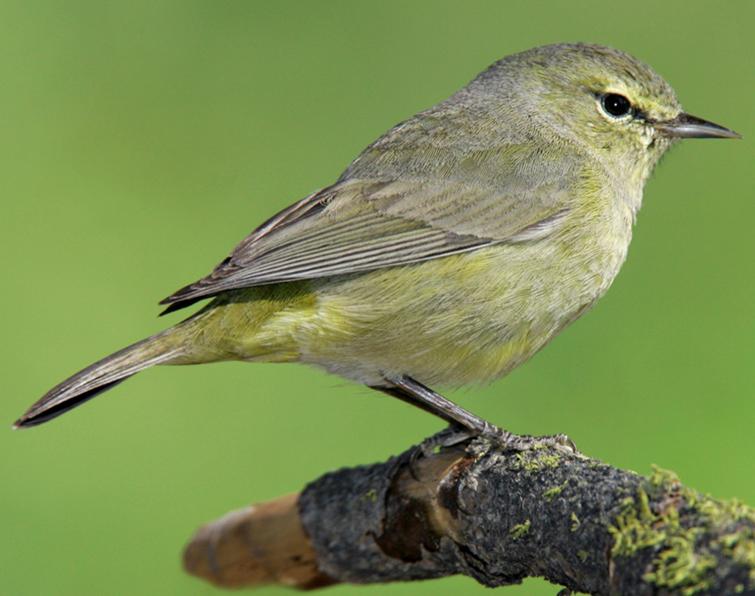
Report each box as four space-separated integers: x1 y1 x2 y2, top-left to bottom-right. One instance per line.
14 328 185 429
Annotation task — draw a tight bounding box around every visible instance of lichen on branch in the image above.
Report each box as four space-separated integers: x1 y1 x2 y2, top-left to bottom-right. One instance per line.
184 432 754 595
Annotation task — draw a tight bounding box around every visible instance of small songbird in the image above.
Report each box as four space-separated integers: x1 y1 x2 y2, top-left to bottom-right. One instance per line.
15 43 739 441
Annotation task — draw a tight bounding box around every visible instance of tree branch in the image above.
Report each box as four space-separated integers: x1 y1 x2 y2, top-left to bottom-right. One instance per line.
183 432 754 595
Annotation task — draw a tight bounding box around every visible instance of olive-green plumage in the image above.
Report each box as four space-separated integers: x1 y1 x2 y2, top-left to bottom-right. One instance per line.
15 43 739 429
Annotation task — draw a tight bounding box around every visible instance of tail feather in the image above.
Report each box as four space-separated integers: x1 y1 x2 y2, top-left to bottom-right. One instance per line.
14 333 181 429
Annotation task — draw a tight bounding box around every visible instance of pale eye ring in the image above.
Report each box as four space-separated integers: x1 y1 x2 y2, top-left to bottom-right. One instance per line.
599 93 633 119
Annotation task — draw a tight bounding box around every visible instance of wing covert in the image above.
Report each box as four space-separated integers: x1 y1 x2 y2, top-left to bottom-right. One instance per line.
160 145 579 313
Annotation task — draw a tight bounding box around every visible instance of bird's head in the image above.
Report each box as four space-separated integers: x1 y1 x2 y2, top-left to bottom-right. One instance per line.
471 43 739 187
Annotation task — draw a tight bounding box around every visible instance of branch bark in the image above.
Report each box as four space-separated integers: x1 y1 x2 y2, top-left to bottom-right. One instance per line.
183 432 754 595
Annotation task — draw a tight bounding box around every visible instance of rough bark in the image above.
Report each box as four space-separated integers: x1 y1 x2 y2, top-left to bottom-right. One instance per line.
184 432 755 595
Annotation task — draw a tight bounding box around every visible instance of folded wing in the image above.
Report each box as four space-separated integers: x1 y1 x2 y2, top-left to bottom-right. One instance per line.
161 150 576 313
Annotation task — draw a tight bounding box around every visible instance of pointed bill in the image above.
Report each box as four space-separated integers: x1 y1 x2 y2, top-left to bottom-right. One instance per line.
656 113 741 139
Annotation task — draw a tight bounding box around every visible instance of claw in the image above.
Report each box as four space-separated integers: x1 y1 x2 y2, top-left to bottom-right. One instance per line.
409 425 579 480
515 432 578 454
473 427 580 455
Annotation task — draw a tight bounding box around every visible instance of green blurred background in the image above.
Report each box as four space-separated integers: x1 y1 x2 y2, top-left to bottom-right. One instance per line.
1 1 752 594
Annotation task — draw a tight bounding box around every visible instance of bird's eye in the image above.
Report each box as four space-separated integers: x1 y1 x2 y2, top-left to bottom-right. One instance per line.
600 93 633 118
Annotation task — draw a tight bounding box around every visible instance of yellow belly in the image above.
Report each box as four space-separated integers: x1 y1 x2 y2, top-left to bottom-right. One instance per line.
185 208 630 389
175 183 635 388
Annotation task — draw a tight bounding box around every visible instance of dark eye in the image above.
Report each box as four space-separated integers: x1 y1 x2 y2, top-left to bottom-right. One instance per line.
600 93 633 118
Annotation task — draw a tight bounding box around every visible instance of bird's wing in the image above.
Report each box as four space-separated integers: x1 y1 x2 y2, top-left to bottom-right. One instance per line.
160 142 578 313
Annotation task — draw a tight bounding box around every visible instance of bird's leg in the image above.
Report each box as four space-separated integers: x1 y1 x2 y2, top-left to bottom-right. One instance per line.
371 375 578 456
373 376 499 436
370 380 479 477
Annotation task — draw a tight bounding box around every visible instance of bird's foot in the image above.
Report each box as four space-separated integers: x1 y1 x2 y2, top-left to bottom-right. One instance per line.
487 428 579 454
408 424 580 478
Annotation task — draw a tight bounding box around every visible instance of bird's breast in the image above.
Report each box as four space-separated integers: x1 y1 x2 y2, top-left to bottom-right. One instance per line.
295 182 636 387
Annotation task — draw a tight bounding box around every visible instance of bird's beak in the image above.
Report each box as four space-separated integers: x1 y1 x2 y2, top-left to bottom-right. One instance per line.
655 113 741 139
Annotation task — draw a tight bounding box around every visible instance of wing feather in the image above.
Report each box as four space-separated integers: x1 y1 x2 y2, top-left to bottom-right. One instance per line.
161 145 578 312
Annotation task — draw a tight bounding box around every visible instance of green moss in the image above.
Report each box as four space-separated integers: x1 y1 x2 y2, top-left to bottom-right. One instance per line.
648 465 681 489
510 519 531 540
610 489 665 556
642 532 716 595
543 480 568 501
363 488 378 503
696 497 755 526
717 530 755 582
512 451 561 472
661 467 755 583
577 549 589 562
610 467 755 594
536 454 561 469
610 487 714 594
733 537 755 579
570 512 581 532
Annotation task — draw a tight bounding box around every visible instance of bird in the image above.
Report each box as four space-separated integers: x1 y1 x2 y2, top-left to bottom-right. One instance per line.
14 43 740 441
